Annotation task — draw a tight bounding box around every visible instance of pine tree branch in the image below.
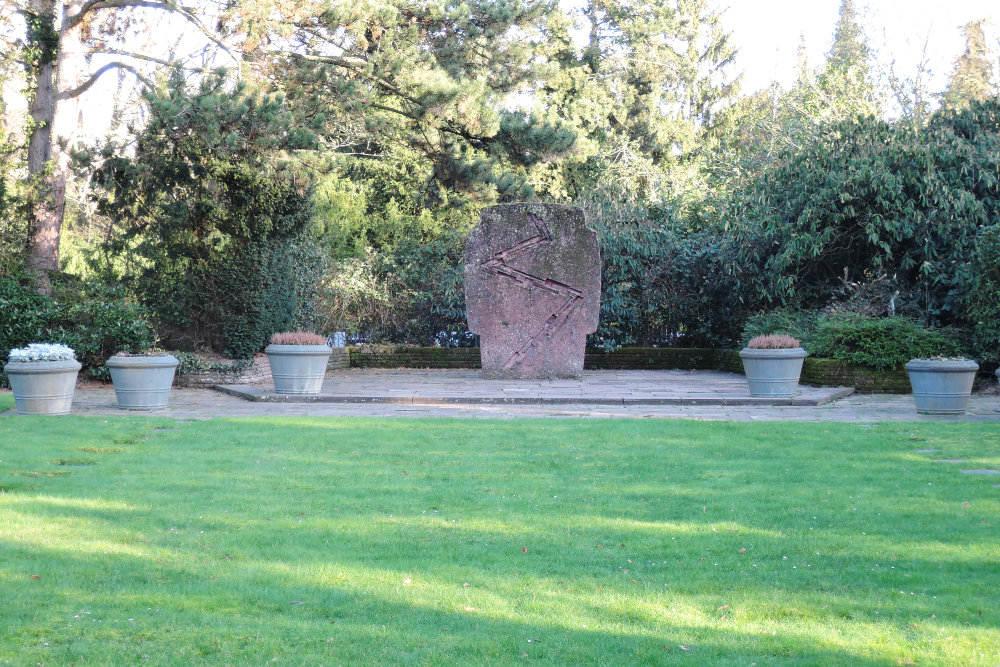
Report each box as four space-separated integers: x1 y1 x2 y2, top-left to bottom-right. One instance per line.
57 61 154 100
282 52 409 97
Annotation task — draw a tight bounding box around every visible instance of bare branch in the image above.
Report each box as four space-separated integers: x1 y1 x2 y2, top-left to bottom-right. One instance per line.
91 48 211 73
57 61 154 100
65 0 234 61
66 0 184 30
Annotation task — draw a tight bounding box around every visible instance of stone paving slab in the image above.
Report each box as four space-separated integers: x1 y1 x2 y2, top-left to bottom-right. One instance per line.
216 369 854 406
3 368 1000 421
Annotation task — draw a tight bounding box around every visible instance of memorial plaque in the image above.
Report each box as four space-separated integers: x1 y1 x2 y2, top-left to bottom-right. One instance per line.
465 203 600 379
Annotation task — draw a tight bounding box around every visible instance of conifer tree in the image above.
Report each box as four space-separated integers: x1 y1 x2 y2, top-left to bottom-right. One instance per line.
944 20 997 109
809 0 880 122
533 0 740 201
227 0 576 202
795 32 810 84
827 0 868 72
6 0 231 293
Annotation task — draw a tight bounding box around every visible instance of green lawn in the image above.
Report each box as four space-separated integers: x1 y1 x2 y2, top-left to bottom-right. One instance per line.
1 416 998 665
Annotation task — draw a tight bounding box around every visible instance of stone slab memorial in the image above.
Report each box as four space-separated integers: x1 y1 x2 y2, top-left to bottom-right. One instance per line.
465 203 600 379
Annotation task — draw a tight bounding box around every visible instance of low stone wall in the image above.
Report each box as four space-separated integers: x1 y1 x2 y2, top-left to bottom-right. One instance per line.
345 346 920 393
175 354 271 387
176 348 349 386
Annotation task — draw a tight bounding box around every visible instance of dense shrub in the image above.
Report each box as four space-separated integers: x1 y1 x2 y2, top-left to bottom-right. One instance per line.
743 311 967 369
313 230 470 345
647 231 754 347
734 98 1000 324
89 71 324 358
582 193 757 349
0 275 156 384
49 281 158 380
808 316 967 370
741 310 824 348
0 276 57 386
581 199 672 348
961 226 1000 366
211 238 325 359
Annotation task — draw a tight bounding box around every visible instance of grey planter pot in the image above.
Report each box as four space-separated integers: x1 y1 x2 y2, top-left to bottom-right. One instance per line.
3 359 82 415
739 347 808 398
265 344 332 395
904 358 979 415
106 354 180 410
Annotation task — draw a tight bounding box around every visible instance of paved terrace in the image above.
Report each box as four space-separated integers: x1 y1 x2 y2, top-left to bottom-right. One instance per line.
6 368 998 421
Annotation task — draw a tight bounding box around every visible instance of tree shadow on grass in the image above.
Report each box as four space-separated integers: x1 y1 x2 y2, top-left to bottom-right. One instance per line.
0 542 923 666
1 417 998 663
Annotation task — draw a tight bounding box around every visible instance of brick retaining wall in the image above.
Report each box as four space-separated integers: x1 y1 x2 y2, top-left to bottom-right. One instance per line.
350 346 481 369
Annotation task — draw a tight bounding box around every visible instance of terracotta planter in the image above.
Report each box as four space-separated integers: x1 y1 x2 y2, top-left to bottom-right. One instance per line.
905 358 979 415
3 359 82 415
739 347 808 398
106 354 180 410
265 344 332 394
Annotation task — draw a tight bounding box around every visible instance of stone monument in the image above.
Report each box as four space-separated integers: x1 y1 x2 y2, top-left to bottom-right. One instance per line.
465 203 600 379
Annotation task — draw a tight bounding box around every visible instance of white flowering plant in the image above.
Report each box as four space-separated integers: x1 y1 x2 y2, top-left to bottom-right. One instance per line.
8 343 77 363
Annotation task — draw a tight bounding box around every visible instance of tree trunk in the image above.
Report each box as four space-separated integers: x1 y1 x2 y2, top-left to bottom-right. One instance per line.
26 0 58 293
26 0 84 295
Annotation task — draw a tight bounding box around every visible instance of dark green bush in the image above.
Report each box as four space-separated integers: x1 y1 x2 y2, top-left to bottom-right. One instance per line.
0 276 58 386
381 233 470 345
734 98 1000 323
314 229 470 346
808 315 967 370
89 71 324 358
650 231 756 347
49 281 158 380
743 310 968 369
741 309 823 348
583 193 757 349
0 275 157 384
212 238 325 359
961 226 1000 366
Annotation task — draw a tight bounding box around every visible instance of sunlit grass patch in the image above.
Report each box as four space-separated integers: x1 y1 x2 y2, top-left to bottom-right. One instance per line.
0 417 997 664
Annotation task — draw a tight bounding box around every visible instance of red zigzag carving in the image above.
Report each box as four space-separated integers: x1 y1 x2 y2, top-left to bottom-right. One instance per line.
480 213 584 371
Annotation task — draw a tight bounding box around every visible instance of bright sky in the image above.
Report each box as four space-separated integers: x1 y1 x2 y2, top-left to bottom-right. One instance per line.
720 0 1000 94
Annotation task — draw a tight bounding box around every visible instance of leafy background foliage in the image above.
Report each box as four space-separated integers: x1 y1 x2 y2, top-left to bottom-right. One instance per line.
1 1 998 371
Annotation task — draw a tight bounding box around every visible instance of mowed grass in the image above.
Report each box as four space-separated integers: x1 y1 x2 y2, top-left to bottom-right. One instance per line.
0 416 998 665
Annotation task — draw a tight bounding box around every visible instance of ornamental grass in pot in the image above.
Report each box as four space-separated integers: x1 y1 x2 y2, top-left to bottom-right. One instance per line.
265 332 332 395
3 343 82 415
106 348 180 410
904 356 979 415
739 334 808 398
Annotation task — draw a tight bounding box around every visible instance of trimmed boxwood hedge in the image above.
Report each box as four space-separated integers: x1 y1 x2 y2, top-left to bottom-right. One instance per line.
347 346 938 393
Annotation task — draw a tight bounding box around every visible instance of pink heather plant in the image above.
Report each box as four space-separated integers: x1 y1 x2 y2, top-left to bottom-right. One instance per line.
747 334 801 349
270 331 328 345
